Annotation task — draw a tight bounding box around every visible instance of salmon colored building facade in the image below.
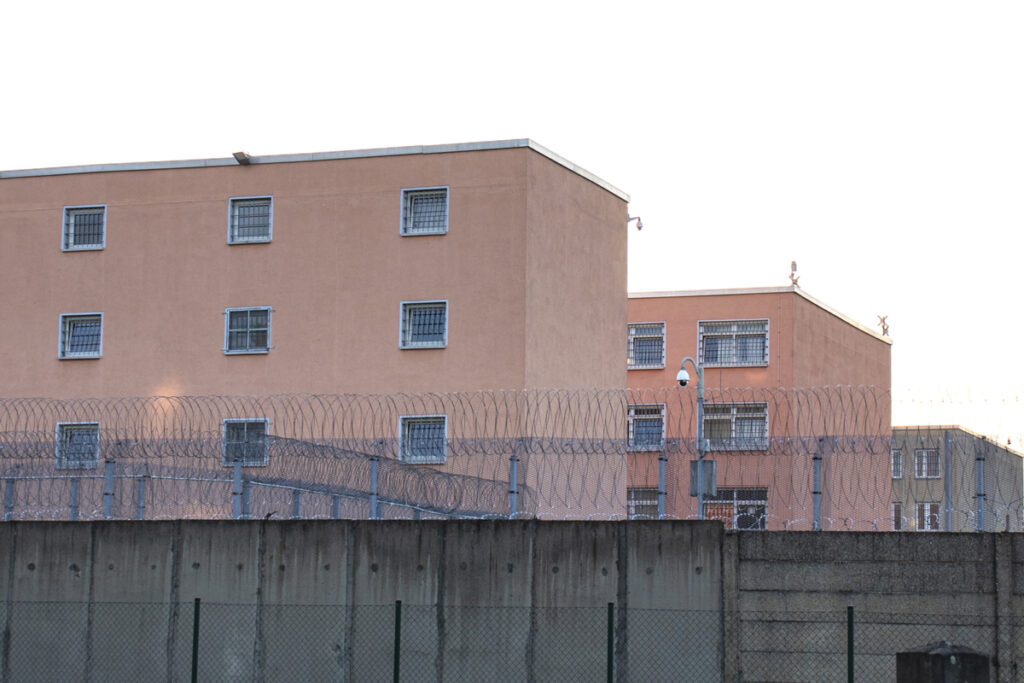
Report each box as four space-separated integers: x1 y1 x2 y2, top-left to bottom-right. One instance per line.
0 141 630 519
626 287 893 529
0 140 629 398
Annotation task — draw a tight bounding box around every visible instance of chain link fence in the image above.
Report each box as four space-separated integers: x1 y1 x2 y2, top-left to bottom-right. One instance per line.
1 601 1010 681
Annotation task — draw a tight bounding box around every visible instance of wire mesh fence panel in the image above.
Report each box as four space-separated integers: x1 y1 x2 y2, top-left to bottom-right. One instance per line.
853 613 995 683
530 605 608 682
628 607 722 682
349 603 409 682
737 610 998 683
4 602 89 682
260 604 350 682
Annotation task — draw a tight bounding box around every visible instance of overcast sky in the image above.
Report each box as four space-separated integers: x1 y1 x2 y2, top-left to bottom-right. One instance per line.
3 1 1022 438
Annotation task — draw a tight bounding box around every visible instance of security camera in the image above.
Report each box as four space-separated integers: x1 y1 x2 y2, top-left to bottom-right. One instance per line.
676 368 690 387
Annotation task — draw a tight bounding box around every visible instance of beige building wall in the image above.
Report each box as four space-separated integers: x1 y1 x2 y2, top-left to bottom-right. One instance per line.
0 141 628 399
626 287 892 528
891 426 1024 532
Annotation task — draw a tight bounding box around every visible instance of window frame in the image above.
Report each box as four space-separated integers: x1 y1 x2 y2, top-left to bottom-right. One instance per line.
703 487 768 530
892 501 904 531
400 186 449 236
913 448 940 479
227 196 274 244
916 501 941 531
697 319 770 368
221 418 270 467
223 306 272 355
399 414 448 464
62 205 107 251
627 322 666 370
627 487 660 519
55 421 100 470
399 300 448 349
703 402 769 451
58 312 104 359
627 403 666 452
891 448 903 479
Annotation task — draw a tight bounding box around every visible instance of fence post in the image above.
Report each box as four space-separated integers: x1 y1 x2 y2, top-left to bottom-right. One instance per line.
944 431 953 531
369 456 379 520
813 445 822 531
392 600 402 683
232 461 243 520
847 605 854 683
69 478 79 521
657 453 667 519
509 454 519 518
976 447 986 532
607 602 614 683
136 475 146 520
331 494 341 519
103 459 115 520
191 597 201 683
242 479 251 519
291 490 302 519
4 479 13 522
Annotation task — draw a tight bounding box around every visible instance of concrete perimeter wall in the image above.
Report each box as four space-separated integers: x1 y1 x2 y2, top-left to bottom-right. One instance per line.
3 521 1024 682
0 520 722 682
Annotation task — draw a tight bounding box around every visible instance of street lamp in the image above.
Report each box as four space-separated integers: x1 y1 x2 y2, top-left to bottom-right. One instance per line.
677 357 709 519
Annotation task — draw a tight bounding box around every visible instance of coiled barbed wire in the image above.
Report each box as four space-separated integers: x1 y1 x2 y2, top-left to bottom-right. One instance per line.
0 387 1020 527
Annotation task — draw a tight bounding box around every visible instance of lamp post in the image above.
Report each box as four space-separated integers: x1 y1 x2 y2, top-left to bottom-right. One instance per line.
677 357 707 519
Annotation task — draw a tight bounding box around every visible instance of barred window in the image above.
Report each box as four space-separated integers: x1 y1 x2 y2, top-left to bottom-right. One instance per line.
56 422 100 469
628 404 665 451
698 319 769 367
401 187 448 235
225 307 271 354
229 197 273 243
222 419 269 466
401 301 447 348
891 449 903 479
627 487 659 519
400 415 447 464
916 502 941 531
59 313 103 359
627 322 665 369
62 206 106 250
703 488 767 530
914 449 940 478
704 403 768 451
892 501 903 531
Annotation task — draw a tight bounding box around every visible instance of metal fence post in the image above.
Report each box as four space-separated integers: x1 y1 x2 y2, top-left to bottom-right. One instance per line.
944 431 953 531
509 454 519 518
191 597 201 683
103 460 115 520
607 602 614 683
657 453 667 519
232 461 243 520
369 456 379 520
291 490 302 519
847 605 854 683
69 478 79 521
331 494 341 519
4 479 14 522
242 479 251 520
136 475 146 520
392 600 402 683
976 447 986 532
813 447 822 531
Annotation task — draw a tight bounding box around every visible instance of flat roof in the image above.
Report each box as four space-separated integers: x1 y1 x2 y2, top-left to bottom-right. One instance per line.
629 285 891 344
0 139 630 202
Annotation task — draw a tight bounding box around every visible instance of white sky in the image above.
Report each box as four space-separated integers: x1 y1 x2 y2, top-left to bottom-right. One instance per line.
3 1 1022 439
